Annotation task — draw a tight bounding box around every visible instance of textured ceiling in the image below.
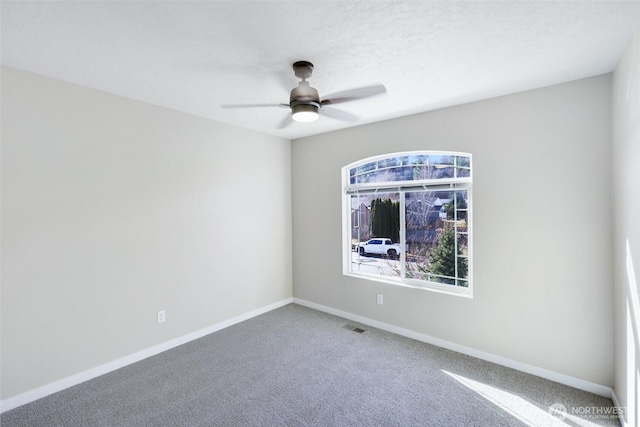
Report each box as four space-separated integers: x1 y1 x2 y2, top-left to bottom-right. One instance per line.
2 1 639 140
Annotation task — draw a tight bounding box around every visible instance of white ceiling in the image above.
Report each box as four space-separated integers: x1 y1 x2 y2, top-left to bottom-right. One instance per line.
2 1 639 140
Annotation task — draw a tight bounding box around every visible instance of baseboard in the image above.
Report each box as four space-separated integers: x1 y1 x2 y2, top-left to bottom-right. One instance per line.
0 297 293 413
611 389 627 427
293 298 613 398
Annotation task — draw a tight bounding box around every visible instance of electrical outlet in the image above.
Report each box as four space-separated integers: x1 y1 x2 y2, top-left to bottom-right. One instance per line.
157 310 166 324
377 294 384 305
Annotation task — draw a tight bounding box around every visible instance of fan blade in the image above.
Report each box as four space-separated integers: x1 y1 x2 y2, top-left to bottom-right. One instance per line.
277 114 294 129
221 103 289 109
321 84 386 106
320 106 359 122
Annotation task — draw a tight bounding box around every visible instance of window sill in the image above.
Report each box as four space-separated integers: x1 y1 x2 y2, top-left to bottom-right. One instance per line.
343 271 473 298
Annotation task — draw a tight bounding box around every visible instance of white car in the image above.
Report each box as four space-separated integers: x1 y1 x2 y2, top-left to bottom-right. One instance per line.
358 238 401 259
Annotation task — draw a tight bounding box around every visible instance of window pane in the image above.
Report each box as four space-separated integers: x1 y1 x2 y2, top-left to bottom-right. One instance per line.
405 190 441 282
405 189 468 287
456 167 471 178
455 155 471 179
377 157 402 169
429 154 454 167
349 192 401 278
349 153 470 185
455 155 471 168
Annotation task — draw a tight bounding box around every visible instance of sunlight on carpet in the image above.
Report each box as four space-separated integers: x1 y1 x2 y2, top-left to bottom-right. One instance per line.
442 370 604 427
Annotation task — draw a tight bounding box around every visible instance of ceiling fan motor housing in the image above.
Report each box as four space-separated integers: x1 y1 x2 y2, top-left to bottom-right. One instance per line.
290 81 320 121
290 81 320 107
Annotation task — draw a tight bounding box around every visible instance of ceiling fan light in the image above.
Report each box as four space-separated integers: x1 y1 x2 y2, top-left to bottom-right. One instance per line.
292 104 319 123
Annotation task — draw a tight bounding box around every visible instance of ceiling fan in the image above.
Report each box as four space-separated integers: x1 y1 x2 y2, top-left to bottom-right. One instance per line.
221 61 386 128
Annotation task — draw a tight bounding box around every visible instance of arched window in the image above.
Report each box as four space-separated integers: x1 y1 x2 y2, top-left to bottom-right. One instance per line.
343 151 472 296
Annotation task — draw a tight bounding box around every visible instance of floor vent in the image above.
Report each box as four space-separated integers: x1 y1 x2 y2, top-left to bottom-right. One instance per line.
343 324 365 333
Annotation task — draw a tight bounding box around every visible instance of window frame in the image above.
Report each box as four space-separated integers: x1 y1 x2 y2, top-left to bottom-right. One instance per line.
342 151 473 297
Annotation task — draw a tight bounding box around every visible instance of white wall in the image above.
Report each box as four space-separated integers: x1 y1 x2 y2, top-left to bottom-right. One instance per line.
612 25 640 426
292 75 613 387
0 67 292 401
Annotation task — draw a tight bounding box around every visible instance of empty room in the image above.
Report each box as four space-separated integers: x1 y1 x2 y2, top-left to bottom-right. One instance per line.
1 1 639 426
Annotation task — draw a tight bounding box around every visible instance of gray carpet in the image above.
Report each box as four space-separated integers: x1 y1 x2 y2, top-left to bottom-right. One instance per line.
1 304 620 426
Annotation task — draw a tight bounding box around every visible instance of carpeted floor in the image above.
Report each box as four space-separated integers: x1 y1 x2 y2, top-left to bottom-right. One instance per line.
1 304 620 426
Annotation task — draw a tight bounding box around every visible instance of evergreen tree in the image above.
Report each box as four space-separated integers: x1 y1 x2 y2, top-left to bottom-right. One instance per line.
390 200 400 242
428 226 467 282
370 198 381 237
370 198 400 242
